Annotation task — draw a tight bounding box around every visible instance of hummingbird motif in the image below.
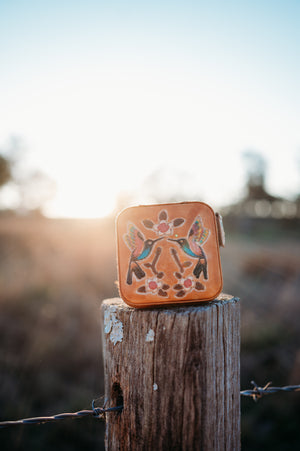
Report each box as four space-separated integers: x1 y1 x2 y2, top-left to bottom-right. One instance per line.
124 223 163 285
168 215 210 279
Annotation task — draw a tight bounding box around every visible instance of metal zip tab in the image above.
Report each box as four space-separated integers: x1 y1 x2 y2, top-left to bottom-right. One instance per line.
216 212 225 247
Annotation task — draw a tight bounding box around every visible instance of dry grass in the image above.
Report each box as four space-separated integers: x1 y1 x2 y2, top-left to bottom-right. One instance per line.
0 216 118 451
0 216 299 450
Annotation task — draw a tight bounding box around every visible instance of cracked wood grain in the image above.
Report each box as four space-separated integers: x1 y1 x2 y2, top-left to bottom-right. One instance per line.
101 295 240 451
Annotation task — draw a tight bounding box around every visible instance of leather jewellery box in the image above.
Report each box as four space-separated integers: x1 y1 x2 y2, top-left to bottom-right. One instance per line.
116 202 225 308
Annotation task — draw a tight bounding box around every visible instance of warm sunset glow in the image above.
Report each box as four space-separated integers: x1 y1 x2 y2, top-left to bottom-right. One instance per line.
0 1 299 217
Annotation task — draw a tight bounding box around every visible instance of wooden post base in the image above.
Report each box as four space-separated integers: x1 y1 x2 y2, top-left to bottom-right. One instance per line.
101 295 240 451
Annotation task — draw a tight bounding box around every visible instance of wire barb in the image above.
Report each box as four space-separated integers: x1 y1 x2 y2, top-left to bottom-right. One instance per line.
240 381 300 402
0 400 123 429
1 382 299 427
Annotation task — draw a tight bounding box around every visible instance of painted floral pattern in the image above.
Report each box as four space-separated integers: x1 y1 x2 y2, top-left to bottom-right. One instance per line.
142 210 184 236
173 272 205 298
123 208 209 299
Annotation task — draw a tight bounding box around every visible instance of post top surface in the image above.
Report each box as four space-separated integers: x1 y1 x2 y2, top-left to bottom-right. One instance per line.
102 293 239 313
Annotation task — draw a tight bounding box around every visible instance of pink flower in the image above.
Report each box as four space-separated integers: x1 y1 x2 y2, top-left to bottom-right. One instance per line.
182 276 195 292
154 220 173 236
146 277 162 295
142 210 184 236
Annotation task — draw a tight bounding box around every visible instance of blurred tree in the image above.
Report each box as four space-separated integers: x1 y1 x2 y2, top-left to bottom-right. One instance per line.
296 149 300 197
0 136 56 215
17 170 56 215
0 135 24 191
243 150 266 196
0 154 11 188
242 150 276 200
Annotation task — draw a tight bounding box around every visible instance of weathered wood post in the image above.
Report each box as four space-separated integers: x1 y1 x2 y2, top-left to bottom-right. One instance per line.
101 294 240 451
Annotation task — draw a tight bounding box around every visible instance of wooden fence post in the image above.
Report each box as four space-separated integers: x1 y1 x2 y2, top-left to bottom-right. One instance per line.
101 294 240 451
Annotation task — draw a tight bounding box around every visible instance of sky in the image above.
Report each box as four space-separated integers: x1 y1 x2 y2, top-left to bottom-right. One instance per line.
0 0 299 217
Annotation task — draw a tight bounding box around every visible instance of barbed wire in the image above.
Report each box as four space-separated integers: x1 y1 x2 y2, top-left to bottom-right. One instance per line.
0 400 123 429
240 381 300 402
1 382 299 428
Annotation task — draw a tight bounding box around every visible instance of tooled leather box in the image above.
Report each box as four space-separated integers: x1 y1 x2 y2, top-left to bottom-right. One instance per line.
116 202 224 308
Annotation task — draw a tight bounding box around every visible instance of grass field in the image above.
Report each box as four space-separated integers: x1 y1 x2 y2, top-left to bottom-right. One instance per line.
0 215 299 450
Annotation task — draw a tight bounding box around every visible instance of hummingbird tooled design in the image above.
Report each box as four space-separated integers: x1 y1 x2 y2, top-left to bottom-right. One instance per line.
168 215 210 279
124 223 163 285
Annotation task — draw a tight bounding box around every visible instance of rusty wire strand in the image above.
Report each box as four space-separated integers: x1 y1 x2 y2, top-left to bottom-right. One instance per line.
0 402 123 429
240 381 300 402
1 382 300 428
